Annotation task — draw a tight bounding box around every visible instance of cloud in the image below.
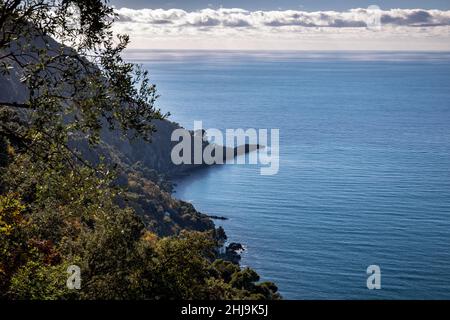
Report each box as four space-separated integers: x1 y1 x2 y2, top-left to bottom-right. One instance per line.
112 7 450 50
381 10 432 25
380 9 450 26
115 8 450 28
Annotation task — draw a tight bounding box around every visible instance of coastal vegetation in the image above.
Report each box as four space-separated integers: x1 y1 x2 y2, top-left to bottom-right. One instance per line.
0 0 280 300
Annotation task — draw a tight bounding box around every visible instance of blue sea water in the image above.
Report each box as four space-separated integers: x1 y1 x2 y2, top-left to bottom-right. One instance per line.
127 50 450 299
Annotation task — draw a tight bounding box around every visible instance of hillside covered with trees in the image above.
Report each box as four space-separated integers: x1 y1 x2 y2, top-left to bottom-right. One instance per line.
0 0 280 300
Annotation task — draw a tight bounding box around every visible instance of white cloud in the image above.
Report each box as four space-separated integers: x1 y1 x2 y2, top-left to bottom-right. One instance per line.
113 8 450 50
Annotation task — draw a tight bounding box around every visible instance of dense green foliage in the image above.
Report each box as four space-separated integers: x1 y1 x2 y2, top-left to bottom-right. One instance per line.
0 1 280 300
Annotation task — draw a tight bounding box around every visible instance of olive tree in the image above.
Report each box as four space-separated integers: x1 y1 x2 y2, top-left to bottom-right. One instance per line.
0 0 165 172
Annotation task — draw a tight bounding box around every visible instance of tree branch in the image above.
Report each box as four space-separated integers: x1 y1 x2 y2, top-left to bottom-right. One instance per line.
0 102 32 109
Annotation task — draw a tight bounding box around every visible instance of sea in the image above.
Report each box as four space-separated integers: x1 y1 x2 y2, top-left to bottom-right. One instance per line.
125 50 450 299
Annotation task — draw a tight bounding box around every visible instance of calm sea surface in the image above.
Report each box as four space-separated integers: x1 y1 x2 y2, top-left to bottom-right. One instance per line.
127 50 450 299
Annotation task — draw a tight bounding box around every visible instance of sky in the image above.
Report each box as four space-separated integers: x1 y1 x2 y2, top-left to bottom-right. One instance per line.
110 1 450 11
109 1 450 50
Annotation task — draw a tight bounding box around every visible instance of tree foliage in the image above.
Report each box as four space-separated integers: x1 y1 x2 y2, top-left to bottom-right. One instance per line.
0 0 165 166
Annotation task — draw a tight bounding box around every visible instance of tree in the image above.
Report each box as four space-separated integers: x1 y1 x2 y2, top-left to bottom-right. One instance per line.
0 0 166 175
0 193 28 295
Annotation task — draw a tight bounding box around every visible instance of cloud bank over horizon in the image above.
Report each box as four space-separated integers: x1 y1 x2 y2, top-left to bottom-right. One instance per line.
113 7 450 50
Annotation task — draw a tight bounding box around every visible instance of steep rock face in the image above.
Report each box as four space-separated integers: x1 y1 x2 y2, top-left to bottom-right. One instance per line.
0 71 26 103
100 119 209 177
